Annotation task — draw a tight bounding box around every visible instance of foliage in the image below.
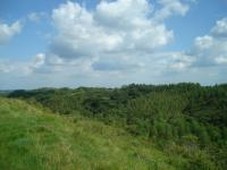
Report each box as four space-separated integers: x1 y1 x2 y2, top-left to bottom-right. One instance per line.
0 97 184 170
7 83 227 169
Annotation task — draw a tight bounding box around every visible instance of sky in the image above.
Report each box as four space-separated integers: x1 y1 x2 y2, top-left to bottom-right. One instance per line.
0 0 227 89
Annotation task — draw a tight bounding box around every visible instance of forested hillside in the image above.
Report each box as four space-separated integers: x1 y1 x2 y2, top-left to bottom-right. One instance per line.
5 83 227 169
1 97 182 170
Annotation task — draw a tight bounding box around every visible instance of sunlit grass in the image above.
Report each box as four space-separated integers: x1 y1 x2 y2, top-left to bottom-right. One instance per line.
0 97 182 170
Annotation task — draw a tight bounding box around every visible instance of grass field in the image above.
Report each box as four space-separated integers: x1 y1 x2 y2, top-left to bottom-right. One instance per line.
0 97 187 170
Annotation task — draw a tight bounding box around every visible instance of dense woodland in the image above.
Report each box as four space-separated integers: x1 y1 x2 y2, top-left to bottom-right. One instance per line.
4 83 227 169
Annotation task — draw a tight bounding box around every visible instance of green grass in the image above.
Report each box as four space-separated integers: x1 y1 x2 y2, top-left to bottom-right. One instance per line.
0 97 186 170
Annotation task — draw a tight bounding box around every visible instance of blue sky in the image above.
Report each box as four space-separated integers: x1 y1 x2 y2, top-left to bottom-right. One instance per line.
0 0 227 89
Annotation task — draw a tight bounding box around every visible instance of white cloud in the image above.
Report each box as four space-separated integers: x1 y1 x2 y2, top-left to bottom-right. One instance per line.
154 0 189 21
46 0 194 80
211 17 227 37
92 52 145 71
166 52 195 70
192 17 227 66
0 53 47 75
32 53 46 69
28 12 47 23
20 0 196 87
0 21 22 44
95 0 152 29
50 0 176 62
8 1 224 89
194 35 213 50
47 54 65 66
0 62 14 73
215 56 227 64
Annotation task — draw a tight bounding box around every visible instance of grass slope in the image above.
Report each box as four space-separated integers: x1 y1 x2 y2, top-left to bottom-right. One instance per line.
0 97 181 170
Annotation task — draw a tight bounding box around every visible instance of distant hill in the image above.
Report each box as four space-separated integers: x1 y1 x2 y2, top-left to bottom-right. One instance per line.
0 90 13 96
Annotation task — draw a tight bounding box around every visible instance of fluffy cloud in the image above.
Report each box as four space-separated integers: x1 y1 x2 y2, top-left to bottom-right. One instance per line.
194 35 213 50
0 53 47 76
192 17 227 66
154 0 189 21
19 0 198 87
163 17 227 70
8 0 227 89
165 52 195 70
0 21 22 44
49 0 192 68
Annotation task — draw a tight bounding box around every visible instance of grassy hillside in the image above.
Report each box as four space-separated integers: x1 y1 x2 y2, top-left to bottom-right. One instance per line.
6 83 227 169
0 97 188 170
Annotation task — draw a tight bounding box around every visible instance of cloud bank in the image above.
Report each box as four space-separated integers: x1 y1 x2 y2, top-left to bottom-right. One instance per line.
48 0 191 72
0 0 226 89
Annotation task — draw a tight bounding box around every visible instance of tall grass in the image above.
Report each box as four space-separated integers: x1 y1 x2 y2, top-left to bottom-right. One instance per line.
0 97 186 170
